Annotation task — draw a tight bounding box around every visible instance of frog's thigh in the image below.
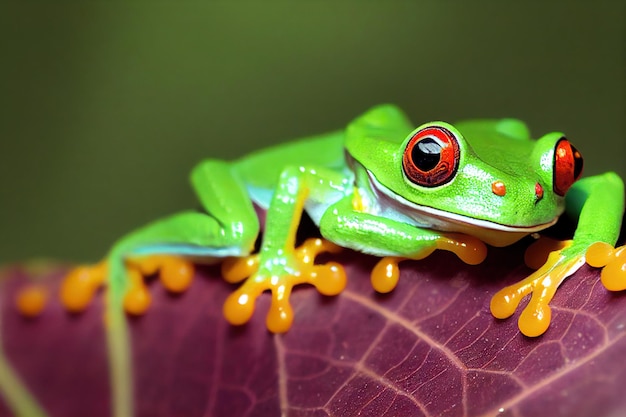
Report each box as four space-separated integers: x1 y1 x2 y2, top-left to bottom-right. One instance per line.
190 159 260 252
120 210 258 314
119 210 256 258
62 210 255 314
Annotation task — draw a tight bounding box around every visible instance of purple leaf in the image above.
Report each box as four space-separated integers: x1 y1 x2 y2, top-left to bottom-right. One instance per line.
2 242 626 417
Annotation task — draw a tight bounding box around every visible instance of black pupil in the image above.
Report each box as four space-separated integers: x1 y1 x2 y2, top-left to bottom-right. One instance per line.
412 137 442 171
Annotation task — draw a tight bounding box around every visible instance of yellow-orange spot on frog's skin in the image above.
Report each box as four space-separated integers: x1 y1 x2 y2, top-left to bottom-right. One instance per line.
222 238 345 332
371 257 402 293
587 243 626 291
16 285 48 317
60 262 107 312
524 237 571 269
491 180 506 196
490 248 583 337
436 233 488 265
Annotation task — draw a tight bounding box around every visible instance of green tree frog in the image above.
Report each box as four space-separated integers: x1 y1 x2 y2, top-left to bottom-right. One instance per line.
20 103 626 334
16 104 626 416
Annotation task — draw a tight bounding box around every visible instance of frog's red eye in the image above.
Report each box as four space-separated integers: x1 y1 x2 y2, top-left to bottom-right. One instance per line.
402 126 460 187
553 138 583 196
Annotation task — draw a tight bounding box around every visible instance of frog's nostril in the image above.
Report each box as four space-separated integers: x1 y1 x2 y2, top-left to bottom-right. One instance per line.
535 182 544 202
492 180 506 196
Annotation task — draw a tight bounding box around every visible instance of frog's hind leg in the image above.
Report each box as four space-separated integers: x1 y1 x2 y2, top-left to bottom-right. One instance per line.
81 206 259 417
60 158 261 315
58 159 260 417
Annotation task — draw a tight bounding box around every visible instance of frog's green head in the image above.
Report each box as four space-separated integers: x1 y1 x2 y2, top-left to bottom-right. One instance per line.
345 105 584 246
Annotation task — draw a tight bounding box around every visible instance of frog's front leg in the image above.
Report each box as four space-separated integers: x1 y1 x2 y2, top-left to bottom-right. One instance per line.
491 172 625 337
490 239 585 337
318 196 488 292
222 165 350 333
587 242 626 290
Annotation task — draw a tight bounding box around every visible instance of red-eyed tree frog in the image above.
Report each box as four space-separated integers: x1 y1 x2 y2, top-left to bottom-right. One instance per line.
16 104 625 417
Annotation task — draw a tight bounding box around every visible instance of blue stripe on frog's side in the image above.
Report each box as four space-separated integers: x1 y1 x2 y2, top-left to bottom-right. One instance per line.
129 244 246 259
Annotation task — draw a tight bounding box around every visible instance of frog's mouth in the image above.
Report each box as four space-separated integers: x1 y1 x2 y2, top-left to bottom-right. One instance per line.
365 169 559 247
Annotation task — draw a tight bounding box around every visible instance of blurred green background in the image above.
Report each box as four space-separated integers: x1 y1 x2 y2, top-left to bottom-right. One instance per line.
1 2 624 263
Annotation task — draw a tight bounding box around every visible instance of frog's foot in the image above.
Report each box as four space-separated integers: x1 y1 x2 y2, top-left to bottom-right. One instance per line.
221 238 346 333
586 242 626 291
50 256 193 315
490 242 585 337
16 261 109 316
123 255 194 314
371 257 405 294
524 237 572 269
15 284 49 317
371 233 488 294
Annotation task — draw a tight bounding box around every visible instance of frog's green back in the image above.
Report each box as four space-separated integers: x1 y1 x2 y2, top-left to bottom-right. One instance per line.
232 110 549 207
232 130 345 189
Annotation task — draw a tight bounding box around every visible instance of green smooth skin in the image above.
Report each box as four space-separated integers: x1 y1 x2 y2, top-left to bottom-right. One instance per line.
58 105 626 416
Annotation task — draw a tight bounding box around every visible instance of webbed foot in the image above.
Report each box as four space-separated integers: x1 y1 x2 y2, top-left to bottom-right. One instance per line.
60 261 108 312
23 256 194 316
222 238 346 333
15 284 49 317
490 241 585 337
586 242 626 291
123 256 194 314
370 233 488 294
16 261 108 316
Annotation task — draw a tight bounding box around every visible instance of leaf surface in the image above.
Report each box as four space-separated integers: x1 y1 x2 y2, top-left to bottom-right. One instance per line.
1 243 626 417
